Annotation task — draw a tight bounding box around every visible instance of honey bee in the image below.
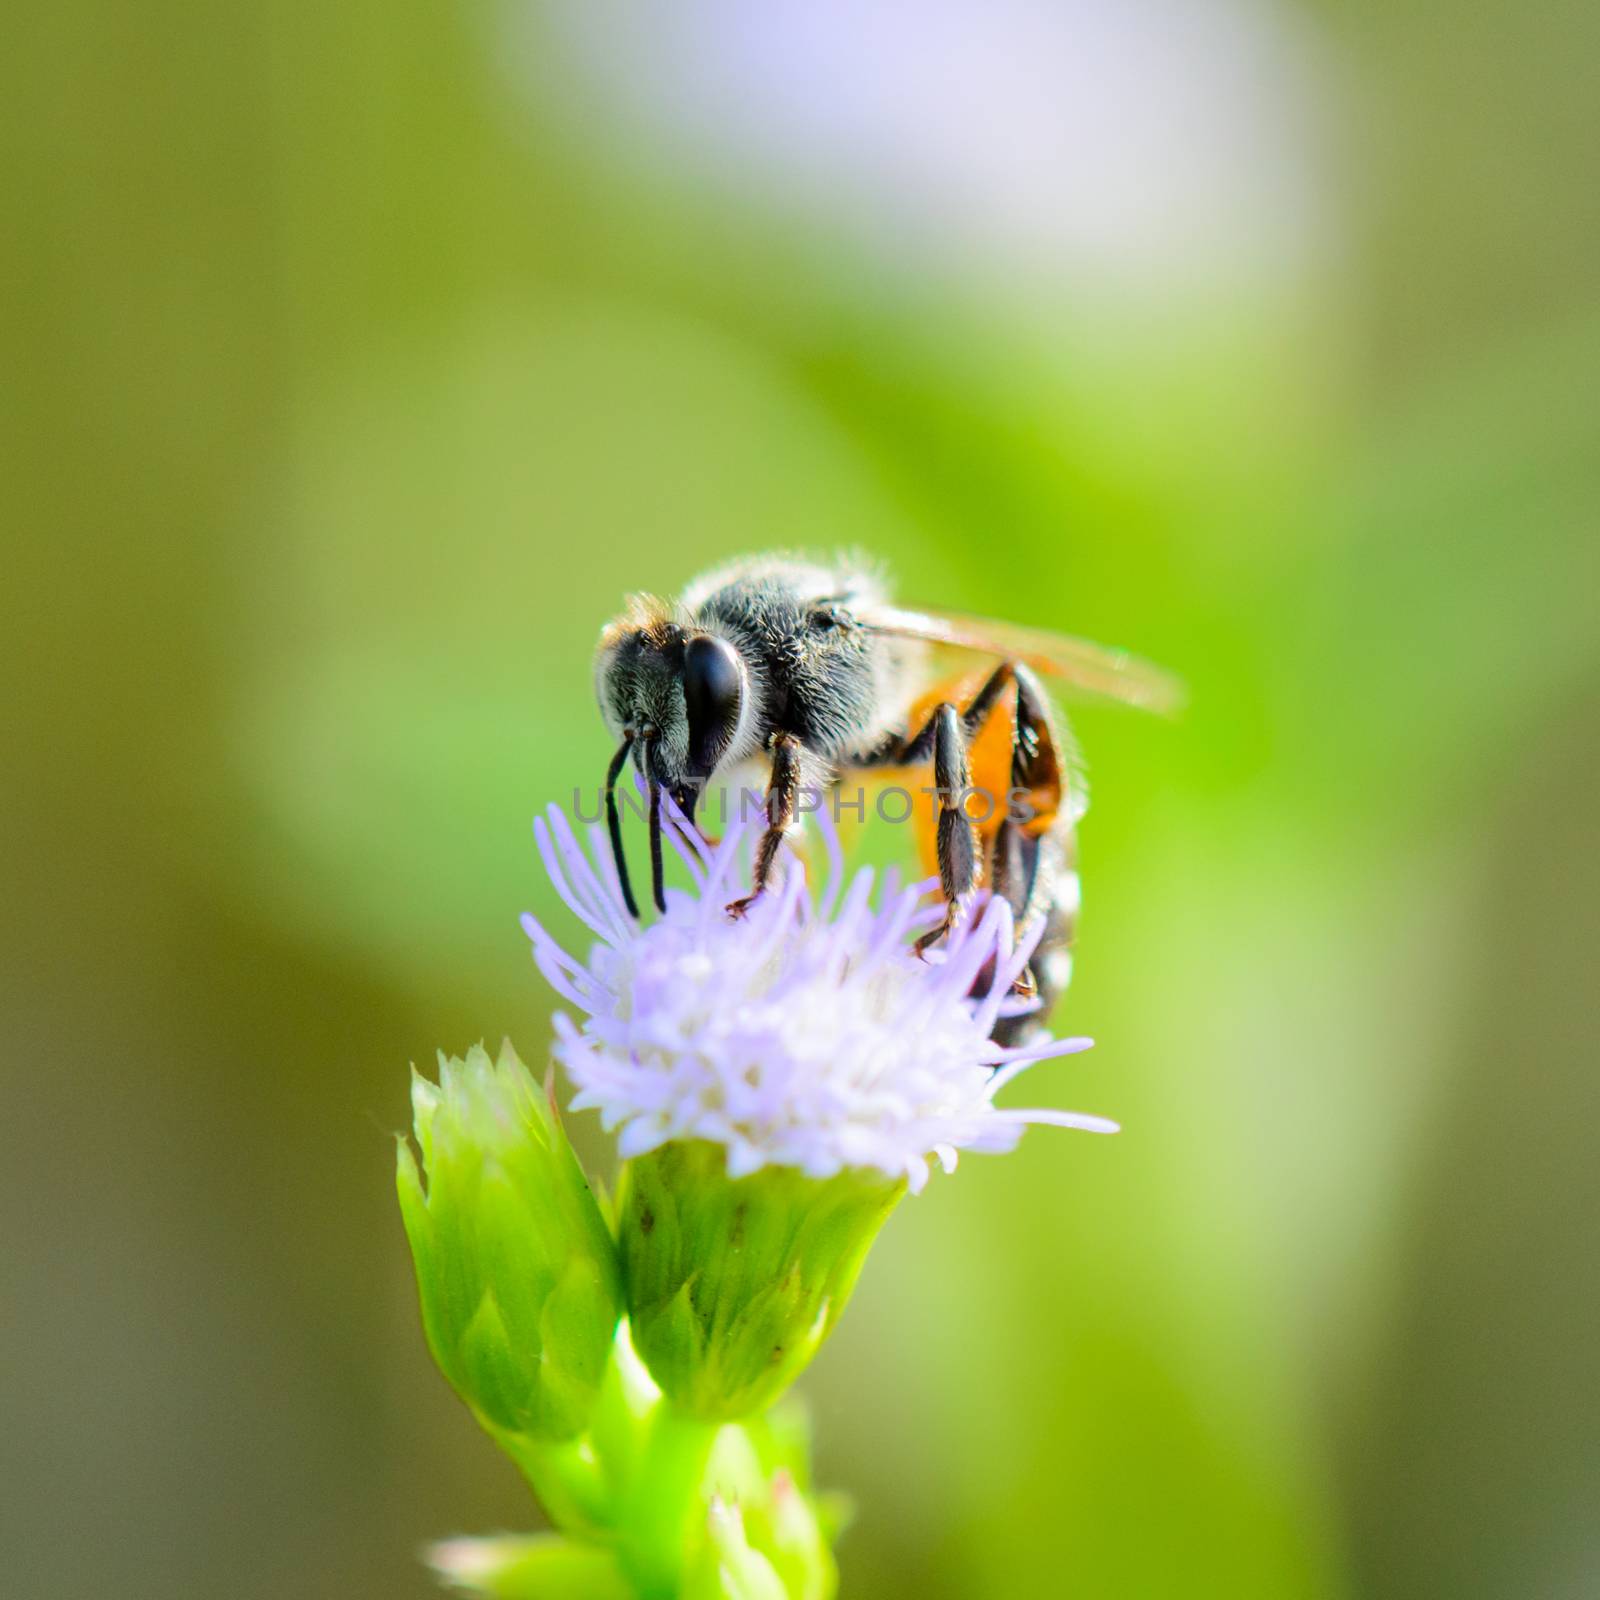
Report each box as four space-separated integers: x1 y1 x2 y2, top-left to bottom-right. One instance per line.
593 554 1178 1043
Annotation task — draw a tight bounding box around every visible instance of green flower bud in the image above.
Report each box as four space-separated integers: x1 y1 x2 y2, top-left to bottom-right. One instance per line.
397 1041 622 1442
703 1414 840 1600
618 1140 904 1421
691 1500 790 1600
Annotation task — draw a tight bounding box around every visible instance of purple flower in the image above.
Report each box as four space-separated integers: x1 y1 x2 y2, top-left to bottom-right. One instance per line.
521 798 1115 1194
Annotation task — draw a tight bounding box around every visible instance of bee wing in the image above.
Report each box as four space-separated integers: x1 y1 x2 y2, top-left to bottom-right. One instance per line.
860 604 1184 715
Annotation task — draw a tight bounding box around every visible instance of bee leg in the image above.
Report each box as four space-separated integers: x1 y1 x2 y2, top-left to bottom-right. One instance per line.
998 666 1080 1034
1010 663 1057 791
726 731 802 920
846 662 1021 951
850 663 1014 953
912 703 980 955
885 660 1016 767
997 666 1054 992
989 809 1046 999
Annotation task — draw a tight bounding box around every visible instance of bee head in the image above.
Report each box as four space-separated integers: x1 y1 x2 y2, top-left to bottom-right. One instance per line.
594 598 749 912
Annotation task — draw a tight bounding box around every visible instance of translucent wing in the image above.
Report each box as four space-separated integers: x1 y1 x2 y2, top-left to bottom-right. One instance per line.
863 604 1184 715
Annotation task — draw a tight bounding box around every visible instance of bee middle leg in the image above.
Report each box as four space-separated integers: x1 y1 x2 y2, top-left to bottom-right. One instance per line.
886 660 1016 767
850 661 1018 952
911 702 982 954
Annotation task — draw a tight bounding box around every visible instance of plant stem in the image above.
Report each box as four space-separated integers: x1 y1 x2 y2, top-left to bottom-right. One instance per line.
494 1428 612 1538
617 1401 721 1599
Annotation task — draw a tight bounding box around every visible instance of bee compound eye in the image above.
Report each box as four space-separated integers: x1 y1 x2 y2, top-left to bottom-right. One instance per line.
683 634 743 775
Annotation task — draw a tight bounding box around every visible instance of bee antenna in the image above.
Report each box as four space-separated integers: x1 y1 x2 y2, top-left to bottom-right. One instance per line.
646 751 668 915
604 736 640 919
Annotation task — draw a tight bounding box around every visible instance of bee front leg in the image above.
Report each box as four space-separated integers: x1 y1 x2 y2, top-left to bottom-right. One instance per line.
912 703 980 955
726 731 802 920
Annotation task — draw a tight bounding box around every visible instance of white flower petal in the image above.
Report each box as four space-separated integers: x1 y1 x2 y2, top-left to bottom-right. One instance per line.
521 806 1114 1186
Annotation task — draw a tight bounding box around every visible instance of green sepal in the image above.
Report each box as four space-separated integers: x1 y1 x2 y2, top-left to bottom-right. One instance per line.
618 1140 904 1420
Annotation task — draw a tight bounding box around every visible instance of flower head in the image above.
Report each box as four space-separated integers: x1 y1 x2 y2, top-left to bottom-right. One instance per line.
521 797 1114 1196
522 797 1116 1418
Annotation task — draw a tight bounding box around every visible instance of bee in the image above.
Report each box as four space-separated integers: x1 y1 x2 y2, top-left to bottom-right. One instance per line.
593 554 1178 1043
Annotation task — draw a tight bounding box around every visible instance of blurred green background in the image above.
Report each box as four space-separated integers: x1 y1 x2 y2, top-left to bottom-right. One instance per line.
5 2 1599 1596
